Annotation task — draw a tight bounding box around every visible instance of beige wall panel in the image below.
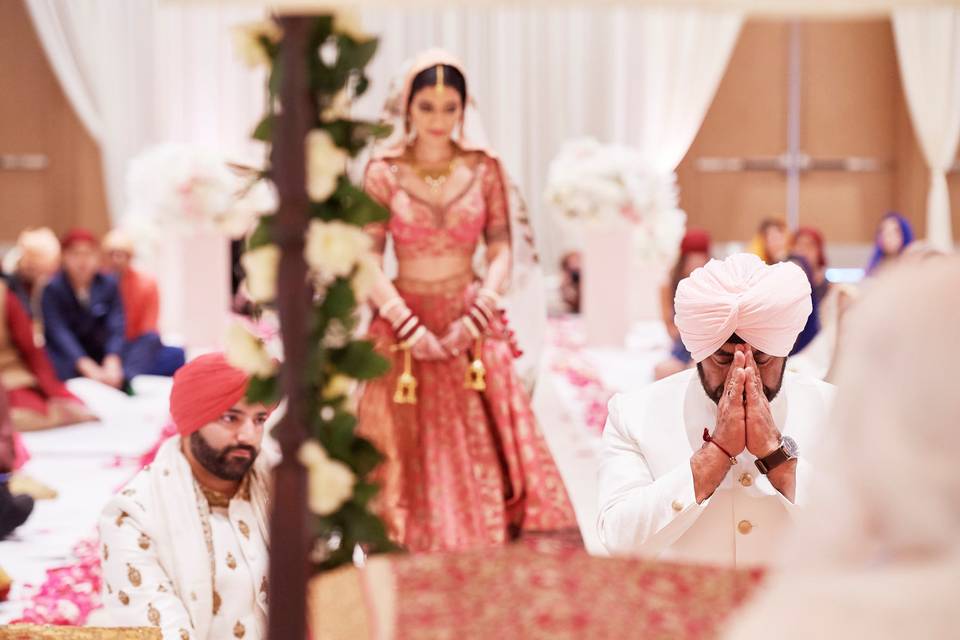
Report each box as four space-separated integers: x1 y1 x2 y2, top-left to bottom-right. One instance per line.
0 0 108 245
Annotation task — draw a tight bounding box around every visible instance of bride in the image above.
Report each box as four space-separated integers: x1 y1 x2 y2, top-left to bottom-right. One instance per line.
355 49 577 553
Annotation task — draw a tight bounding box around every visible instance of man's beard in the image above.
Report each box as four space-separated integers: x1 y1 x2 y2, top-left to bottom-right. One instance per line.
697 361 786 405
189 432 258 481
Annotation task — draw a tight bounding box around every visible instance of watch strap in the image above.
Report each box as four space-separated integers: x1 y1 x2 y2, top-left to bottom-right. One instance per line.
755 444 792 475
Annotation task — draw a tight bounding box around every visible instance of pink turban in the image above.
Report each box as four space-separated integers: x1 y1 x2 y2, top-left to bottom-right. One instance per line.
169 353 250 436
674 253 812 363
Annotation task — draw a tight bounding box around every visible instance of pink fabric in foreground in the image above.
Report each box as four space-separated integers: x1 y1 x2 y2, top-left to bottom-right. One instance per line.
674 253 812 362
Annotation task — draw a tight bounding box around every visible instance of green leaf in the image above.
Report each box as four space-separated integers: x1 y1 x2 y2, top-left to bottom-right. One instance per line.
351 481 380 508
336 181 389 227
350 437 384 476
247 216 275 250
320 278 356 320
268 61 282 99
331 341 390 380
245 374 280 405
339 37 379 71
251 115 273 142
314 411 357 460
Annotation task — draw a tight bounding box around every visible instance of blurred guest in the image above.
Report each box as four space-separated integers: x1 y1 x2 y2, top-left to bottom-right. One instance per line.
790 227 829 307
1 272 93 430
726 257 960 639
41 229 166 389
749 218 790 265
559 251 582 314
102 230 185 377
1 227 61 329
785 255 820 355
0 385 33 540
866 212 914 275
654 229 711 380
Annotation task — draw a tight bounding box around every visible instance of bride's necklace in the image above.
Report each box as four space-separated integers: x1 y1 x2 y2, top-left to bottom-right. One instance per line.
414 157 458 192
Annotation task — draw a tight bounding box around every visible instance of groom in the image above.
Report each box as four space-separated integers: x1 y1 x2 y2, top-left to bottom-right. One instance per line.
597 254 835 567
99 353 275 639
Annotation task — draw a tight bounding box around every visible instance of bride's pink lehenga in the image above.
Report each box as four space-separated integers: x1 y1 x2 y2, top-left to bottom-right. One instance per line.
357 152 578 553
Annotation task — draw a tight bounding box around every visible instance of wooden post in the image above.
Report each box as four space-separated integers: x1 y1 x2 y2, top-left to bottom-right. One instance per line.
267 16 312 640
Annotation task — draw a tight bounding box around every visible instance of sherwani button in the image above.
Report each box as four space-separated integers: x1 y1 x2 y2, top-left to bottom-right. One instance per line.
671 500 684 512
739 472 753 487
737 520 753 535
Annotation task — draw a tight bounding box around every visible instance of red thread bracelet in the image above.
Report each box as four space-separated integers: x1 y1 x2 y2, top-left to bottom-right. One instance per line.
702 428 737 465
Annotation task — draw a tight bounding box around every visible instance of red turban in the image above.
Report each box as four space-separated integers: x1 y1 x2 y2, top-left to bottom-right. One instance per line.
170 353 250 436
61 228 98 251
680 228 711 256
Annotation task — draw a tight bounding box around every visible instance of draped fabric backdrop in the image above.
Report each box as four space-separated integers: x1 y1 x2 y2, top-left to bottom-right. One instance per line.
892 5 960 252
25 0 266 222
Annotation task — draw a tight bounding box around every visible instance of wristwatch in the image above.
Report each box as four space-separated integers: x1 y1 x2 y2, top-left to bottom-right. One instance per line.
754 436 799 474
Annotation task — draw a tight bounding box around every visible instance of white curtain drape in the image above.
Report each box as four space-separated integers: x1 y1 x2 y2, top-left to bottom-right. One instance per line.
358 7 741 267
893 6 960 251
25 0 265 223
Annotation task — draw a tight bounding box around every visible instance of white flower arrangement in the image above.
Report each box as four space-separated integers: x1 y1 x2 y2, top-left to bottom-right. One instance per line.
545 138 687 264
125 143 275 239
225 322 279 378
298 440 357 516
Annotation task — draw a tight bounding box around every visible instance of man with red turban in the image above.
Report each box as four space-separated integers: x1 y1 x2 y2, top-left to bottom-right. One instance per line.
98 353 276 639
598 254 835 567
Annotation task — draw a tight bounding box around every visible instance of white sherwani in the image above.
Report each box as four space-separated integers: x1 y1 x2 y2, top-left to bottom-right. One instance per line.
597 369 834 567
98 437 271 640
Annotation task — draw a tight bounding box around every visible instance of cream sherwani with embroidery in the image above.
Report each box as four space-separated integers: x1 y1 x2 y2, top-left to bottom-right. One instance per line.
597 369 834 567
98 437 271 640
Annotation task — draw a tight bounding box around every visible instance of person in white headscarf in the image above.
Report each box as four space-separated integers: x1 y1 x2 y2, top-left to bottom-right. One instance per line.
725 256 960 638
598 254 835 567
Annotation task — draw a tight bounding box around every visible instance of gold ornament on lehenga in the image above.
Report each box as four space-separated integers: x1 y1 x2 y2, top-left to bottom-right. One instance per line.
391 343 418 405
465 338 487 392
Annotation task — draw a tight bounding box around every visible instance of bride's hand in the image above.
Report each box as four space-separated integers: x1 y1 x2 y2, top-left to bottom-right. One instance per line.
410 330 449 361
439 320 474 358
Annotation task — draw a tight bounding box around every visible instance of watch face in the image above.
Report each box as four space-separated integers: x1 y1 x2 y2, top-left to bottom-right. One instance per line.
782 436 799 457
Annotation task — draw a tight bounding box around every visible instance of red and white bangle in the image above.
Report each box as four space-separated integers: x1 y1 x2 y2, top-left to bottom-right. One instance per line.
379 297 407 319
461 315 481 339
394 312 426 346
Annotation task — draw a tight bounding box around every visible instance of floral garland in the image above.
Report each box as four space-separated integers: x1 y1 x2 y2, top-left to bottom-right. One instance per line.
545 137 687 266
228 14 397 571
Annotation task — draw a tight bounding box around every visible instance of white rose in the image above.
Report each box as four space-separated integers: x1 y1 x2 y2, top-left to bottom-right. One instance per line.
305 129 348 202
240 244 281 304
322 374 355 400
298 440 356 516
333 10 368 41
321 89 352 123
225 323 278 378
233 21 282 68
304 219 371 279
220 179 278 238
350 252 378 302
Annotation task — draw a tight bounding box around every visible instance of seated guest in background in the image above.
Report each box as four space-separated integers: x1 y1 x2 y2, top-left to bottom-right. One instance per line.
42 229 126 388
748 218 790 265
790 226 829 307
654 229 711 380
598 254 834 567
99 353 274 639
0 385 34 540
785 255 820 355
727 257 960 639
102 230 185 377
1 274 93 430
866 212 914 275
1 227 61 326
559 251 582 314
